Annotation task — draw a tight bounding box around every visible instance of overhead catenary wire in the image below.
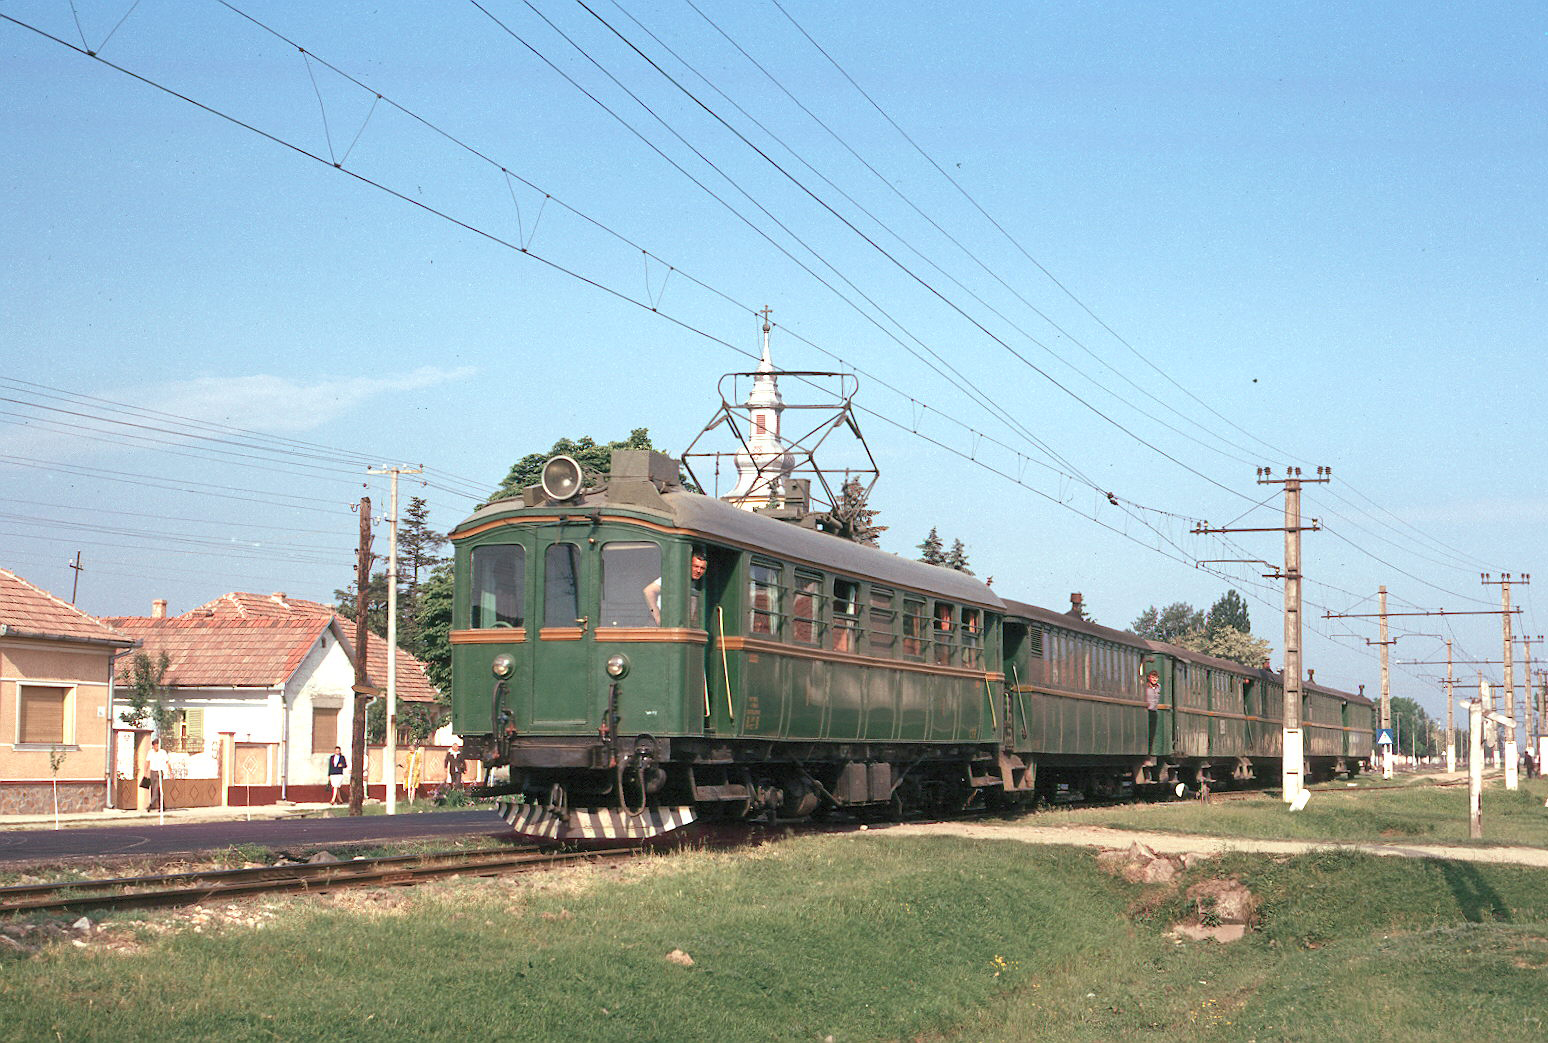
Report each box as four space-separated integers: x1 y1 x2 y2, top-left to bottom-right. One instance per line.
0 8 1517 695
471 0 1100 493
564 0 1261 506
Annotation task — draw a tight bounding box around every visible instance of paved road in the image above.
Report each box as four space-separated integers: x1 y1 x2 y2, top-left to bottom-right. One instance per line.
0 810 511 864
874 820 1548 867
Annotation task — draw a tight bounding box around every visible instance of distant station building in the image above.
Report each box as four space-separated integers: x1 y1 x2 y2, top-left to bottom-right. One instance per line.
0 568 133 814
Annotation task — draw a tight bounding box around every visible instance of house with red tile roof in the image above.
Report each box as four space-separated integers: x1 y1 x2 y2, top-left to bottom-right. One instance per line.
0 568 134 814
103 592 440 798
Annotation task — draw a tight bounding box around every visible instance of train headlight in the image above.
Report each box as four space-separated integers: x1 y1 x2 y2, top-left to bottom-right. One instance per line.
605 653 630 679
491 654 515 679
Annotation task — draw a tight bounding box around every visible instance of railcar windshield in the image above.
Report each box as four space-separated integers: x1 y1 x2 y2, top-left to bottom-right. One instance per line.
470 545 524 628
601 541 661 627
545 543 581 626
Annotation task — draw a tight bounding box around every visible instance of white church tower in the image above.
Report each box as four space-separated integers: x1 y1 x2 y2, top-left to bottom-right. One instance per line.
725 308 795 511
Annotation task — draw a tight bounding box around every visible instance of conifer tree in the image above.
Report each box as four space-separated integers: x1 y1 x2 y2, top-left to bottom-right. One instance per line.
917 527 946 565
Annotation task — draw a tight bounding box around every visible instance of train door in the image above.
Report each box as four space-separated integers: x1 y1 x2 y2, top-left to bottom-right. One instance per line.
531 540 594 729
1141 654 1173 758
699 545 736 734
1002 621 1030 750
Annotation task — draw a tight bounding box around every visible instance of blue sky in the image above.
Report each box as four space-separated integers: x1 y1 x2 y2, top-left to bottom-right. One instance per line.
3 1 1544 726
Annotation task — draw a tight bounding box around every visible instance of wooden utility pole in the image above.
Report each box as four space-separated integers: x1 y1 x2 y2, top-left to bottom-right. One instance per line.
349 498 374 817
367 466 422 815
1195 466 1329 804
1482 574 1528 787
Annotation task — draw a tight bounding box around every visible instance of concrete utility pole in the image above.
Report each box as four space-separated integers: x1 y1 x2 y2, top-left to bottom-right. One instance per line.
1538 668 1548 770
1445 640 1456 772
1482 574 1528 787
1470 676 1485 839
350 498 374 817
1196 466 1329 805
1516 635 1542 750
1378 587 1392 778
367 466 422 816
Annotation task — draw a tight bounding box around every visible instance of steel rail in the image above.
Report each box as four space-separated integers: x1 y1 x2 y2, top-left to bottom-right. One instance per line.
0 846 638 917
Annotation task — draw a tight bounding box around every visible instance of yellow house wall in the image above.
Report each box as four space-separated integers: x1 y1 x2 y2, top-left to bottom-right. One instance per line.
0 637 119 785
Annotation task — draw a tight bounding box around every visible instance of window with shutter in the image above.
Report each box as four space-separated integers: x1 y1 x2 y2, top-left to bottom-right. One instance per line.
312 707 341 754
18 685 69 745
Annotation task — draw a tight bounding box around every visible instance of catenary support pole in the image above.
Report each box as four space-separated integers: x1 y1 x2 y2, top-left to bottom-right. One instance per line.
350 498 372 817
1444 639 1456 774
1469 677 1485 839
367 466 422 815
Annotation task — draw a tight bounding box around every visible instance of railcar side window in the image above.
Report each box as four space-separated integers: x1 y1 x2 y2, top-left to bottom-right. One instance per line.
868 587 897 657
544 543 581 627
471 545 525 629
791 570 823 646
960 608 982 668
832 579 859 653
749 560 782 636
601 541 661 627
933 602 956 666
902 598 927 659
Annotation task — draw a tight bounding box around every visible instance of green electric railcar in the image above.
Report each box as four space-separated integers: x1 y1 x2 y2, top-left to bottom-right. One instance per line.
450 451 1027 840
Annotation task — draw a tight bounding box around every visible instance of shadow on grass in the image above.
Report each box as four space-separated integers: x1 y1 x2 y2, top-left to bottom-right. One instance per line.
1437 859 1513 923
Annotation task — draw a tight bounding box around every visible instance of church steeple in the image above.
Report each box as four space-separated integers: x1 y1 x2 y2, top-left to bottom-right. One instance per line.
726 308 794 510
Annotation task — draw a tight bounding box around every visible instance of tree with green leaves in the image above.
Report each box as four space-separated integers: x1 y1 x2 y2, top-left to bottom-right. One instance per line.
398 496 448 586
945 539 972 574
333 570 390 637
366 697 446 744
1131 595 1272 668
487 428 656 504
1205 589 1251 638
415 561 454 699
917 528 946 565
119 650 177 735
1386 696 1439 758
1185 626 1271 669
1130 602 1204 643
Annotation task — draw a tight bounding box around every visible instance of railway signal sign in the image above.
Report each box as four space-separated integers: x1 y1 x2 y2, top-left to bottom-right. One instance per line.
1376 728 1395 747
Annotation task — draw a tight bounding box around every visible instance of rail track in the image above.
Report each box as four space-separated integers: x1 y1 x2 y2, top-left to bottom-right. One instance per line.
0 846 639 918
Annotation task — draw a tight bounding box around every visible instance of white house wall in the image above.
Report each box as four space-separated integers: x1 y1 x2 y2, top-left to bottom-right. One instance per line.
287 628 358 786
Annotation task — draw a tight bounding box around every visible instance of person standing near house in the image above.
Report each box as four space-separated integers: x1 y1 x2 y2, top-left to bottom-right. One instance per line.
327 746 347 804
445 740 465 790
146 737 170 813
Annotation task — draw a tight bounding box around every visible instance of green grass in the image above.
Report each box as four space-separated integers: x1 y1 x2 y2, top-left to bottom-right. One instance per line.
0 835 1544 1041
1040 775 1548 847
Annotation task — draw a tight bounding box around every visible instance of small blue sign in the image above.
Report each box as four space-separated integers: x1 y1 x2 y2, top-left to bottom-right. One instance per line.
1376 728 1395 746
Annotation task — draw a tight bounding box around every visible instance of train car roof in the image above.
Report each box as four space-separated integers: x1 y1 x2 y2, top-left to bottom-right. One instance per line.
457 487 1005 610
1002 599 1372 704
1000 598 1155 651
1149 638 1375 706
1307 680 1374 707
